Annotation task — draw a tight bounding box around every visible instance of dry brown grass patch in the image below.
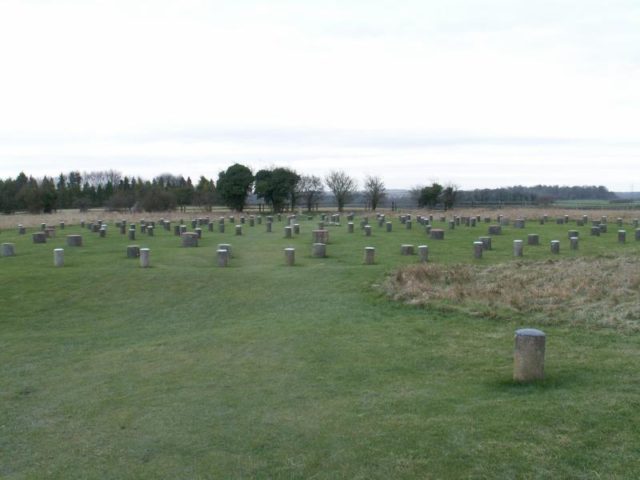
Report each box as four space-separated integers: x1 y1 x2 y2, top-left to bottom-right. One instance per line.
385 256 640 331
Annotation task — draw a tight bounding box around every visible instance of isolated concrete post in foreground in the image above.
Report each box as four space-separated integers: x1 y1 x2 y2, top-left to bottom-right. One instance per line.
513 328 546 382
217 249 229 267
364 246 375 265
2 243 15 257
312 243 326 258
473 241 483 259
53 248 64 267
550 240 560 254
570 236 579 250
400 244 414 255
513 240 523 257
140 248 150 268
235 225 242 236
217 244 232 257
618 230 626 243
284 247 295 266
418 245 429 263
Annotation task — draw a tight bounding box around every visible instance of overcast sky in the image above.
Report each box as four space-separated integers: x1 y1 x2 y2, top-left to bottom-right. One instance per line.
1 0 639 190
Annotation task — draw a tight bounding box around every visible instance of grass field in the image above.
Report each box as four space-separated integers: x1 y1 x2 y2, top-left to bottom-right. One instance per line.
1 210 640 479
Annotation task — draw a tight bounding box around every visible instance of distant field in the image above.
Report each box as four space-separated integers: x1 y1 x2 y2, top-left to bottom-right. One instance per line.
1 209 639 478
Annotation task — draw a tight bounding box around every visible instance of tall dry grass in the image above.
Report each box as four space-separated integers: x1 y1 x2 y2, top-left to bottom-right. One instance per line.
384 255 640 331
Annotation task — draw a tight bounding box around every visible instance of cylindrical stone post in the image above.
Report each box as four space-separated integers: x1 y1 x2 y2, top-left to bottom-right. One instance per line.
127 245 140 258
218 222 225 233
195 228 202 239
448 220 455 230
364 225 372 236
284 226 292 238
513 240 523 257
479 236 491 250
618 230 626 243
513 328 546 382
293 224 300 235
18 225 26 235
550 240 560 254
140 248 150 268
418 245 428 263
284 247 295 266
249 217 255 227
147 226 154 236
59 222 65 229
128 228 136 241
2 243 15 257
488 225 502 235
406 220 412 230
312 243 326 258
364 247 375 265
99 227 106 238
473 241 483 259
235 225 242 236
66 235 82 247
181 233 199 247
266 221 272 233
53 248 64 267
430 229 444 240
567 230 579 239
590 226 600 236
400 244 414 255
347 222 354 233
636 228 640 241
527 234 539 246
32 232 47 244
217 249 229 267
570 236 579 250
386 222 392 232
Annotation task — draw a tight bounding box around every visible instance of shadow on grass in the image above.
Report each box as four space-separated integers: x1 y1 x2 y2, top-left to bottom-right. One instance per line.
491 371 585 395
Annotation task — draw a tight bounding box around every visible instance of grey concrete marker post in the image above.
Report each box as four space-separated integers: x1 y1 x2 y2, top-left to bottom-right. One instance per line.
400 244 414 255
2 243 15 257
217 249 229 267
418 245 428 263
140 248 150 268
473 241 483 259
364 246 375 265
513 328 546 382
54 248 64 267
618 230 626 243
570 236 579 250
312 243 326 258
527 234 539 246
235 225 243 236
550 240 560 254
284 247 295 266
513 240 523 257
386 222 392 232
364 225 372 236
479 236 492 250
66 235 83 247
284 226 292 238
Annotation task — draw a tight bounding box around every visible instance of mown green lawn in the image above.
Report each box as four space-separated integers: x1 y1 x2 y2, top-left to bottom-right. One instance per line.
1 213 639 479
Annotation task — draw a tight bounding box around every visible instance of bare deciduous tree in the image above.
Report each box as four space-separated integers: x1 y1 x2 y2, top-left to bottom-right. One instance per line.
297 175 324 212
363 175 386 210
325 170 357 212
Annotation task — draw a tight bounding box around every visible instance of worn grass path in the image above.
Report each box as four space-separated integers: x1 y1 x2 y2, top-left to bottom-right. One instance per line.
1 213 639 478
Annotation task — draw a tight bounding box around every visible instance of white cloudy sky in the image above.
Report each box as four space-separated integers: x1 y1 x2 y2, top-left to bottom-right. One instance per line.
0 0 639 190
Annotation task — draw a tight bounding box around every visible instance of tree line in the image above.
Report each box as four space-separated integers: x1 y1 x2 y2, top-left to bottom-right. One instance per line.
0 165 616 214
0 165 386 214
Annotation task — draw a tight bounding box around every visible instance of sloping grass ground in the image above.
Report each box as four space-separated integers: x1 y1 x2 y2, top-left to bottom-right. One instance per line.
1 211 640 478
